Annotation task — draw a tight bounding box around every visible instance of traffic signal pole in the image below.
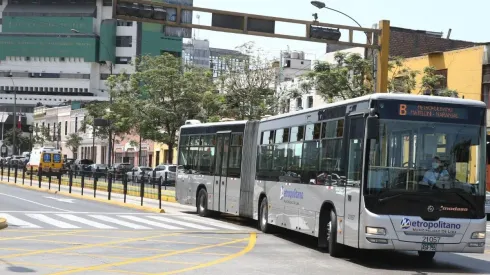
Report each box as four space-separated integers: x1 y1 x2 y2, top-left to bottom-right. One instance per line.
113 0 390 93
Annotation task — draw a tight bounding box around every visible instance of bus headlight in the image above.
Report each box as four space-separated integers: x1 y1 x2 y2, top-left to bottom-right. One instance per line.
471 232 486 239
366 226 386 235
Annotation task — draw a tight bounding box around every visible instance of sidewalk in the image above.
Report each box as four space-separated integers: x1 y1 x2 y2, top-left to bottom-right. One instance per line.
0 176 195 214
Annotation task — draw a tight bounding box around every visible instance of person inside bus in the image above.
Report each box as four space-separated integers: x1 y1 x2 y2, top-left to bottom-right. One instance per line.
422 156 449 188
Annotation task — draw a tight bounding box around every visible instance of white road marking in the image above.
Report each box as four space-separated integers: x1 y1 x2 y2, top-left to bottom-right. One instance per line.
56 214 115 229
89 215 151 229
146 216 215 230
0 193 70 212
45 197 76 203
0 213 41 229
118 215 184 230
178 216 241 230
26 214 79 229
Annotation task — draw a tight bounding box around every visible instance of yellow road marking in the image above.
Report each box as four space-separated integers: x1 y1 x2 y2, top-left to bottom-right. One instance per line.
0 232 182 259
104 245 229 256
104 270 152 275
0 261 80 269
0 230 86 241
156 232 257 275
20 238 84 245
151 239 247 248
49 234 253 275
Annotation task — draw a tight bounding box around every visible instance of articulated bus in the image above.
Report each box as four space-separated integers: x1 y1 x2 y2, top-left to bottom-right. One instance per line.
175 93 487 260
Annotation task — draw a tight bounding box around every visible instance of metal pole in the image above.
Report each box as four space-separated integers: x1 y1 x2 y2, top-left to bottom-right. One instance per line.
138 134 142 166
12 81 16 156
92 123 95 161
1 113 4 141
108 65 113 166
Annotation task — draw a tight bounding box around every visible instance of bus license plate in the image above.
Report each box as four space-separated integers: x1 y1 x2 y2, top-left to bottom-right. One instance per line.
421 243 437 251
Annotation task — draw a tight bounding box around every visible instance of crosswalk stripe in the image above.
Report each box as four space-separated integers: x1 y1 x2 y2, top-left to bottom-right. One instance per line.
0 213 41 229
26 214 80 229
146 216 215 230
89 215 151 230
56 214 116 229
178 216 240 230
118 215 184 230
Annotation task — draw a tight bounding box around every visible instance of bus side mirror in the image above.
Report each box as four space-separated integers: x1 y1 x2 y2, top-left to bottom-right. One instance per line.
366 116 379 139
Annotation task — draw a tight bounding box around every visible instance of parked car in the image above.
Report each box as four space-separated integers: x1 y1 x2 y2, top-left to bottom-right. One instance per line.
88 164 109 177
112 163 133 179
149 164 177 186
126 166 153 183
71 159 94 176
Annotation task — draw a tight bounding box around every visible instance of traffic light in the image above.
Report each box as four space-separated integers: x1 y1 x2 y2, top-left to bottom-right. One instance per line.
116 2 167 20
309 26 341 41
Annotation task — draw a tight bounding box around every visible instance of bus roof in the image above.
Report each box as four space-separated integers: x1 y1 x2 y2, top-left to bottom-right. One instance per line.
180 120 248 129
260 93 486 122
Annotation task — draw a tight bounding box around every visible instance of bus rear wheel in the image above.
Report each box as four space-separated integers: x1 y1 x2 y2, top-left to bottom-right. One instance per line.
259 197 271 233
197 189 209 217
417 251 435 262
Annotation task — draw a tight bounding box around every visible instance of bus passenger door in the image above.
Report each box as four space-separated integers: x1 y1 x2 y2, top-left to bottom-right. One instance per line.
213 132 231 212
344 115 365 248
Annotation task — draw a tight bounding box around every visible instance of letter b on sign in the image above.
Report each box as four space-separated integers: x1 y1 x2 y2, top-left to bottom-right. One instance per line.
399 104 407 116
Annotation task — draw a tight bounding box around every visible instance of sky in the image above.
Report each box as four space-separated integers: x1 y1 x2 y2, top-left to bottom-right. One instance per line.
185 0 488 61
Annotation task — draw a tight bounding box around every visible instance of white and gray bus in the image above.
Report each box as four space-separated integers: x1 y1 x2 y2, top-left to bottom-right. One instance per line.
176 93 487 260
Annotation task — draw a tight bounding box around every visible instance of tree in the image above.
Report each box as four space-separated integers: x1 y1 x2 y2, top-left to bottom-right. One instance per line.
3 128 30 153
33 125 52 146
306 52 457 101
65 133 83 158
218 42 277 119
109 53 217 163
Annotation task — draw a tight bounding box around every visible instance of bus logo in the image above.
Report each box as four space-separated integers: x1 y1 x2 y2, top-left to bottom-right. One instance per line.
401 218 411 229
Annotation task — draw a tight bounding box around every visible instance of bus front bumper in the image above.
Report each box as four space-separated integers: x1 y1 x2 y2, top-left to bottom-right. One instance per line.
361 238 486 253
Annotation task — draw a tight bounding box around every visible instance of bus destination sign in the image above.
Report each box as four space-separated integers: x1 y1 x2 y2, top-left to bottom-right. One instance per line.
399 104 468 120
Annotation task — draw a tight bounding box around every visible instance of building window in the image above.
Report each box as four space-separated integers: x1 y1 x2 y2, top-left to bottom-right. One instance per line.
307 96 313 108
435 69 448 90
115 57 132 64
116 36 132 47
75 117 78 133
117 20 133 26
296 97 302 111
65 121 68 135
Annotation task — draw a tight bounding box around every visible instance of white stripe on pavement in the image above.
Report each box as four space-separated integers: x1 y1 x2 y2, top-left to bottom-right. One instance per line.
178 216 240 230
146 216 215 230
118 215 184 230
26 214 79 229
89 215 151 230
0 213 41 229
56 214 116 229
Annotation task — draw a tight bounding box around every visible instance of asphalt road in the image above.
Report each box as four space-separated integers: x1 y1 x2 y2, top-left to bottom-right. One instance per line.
0 183 489 275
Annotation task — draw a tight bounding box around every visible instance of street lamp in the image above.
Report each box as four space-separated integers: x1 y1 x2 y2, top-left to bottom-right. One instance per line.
310 0 369 43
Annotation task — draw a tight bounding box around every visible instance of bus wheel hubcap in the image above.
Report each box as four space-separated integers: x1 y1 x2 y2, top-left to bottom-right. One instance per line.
326 221 332 241
261 204 266 226
199 195 205 212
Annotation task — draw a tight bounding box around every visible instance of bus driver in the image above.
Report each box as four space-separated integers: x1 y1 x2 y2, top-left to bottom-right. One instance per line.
422 156 449 188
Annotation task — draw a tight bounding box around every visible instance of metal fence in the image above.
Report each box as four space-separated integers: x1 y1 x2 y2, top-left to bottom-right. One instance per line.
0 163 175 209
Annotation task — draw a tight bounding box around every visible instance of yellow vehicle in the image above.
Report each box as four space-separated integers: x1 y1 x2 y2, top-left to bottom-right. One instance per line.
26 147 63 176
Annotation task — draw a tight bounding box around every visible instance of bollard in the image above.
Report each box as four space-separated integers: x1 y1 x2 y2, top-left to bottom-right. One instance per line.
30 166 33 186
123 173 127 203
108 172 113 201
81 173 85 196
7 164 10 182
14 165 18 184
58 172 62 192
140 173 145 206
48 168 52 190
22 166 25 185
0 162 3 181
164 171 168 191
158 174 162 209
38 167 42 188
69 168 73 193
94 172 98 198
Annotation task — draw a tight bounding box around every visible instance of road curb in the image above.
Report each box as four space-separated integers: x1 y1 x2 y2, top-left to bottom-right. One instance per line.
0 180 165 213
0 217 7 230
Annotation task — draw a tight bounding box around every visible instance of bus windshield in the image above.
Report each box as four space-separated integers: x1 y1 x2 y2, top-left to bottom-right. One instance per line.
366 119 485 197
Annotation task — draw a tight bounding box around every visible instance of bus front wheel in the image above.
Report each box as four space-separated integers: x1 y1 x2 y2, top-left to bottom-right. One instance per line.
327 211 343 257
259 197 271 233
197 189 209 217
